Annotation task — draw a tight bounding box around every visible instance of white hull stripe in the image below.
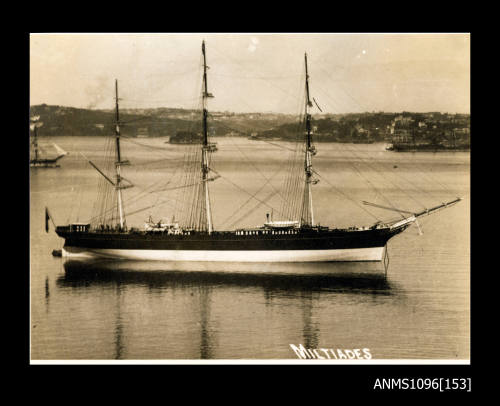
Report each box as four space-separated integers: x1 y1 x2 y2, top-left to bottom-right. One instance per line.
62 247 385 262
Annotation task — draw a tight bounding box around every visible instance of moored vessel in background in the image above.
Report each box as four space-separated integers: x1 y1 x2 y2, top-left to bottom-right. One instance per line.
30 116 68 168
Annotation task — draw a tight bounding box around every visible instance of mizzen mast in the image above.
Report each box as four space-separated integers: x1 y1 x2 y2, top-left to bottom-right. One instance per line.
201 40 215 234
301 53 318 227
114 79 132 230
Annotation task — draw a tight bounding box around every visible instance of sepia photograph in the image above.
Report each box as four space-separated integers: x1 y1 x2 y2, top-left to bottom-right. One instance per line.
29 33 470 365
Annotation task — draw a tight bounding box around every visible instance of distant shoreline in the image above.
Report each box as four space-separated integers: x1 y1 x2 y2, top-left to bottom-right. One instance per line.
387 144 470 152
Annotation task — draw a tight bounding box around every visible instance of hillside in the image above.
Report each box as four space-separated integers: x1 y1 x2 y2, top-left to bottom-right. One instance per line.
29 105 470 148
29 105 296 138
254 111 471 146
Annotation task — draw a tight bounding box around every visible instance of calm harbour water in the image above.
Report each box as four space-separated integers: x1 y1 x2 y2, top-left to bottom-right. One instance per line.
30 136 470 360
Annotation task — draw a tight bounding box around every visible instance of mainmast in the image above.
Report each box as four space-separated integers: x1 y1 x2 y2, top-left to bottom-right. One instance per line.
301 53 317 227
201 40 215 234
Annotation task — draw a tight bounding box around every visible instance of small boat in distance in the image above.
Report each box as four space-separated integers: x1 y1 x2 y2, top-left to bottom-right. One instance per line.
30 116 68 168
50 41 461 263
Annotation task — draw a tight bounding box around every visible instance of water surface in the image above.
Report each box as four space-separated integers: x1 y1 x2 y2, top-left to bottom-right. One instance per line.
30 137 470 360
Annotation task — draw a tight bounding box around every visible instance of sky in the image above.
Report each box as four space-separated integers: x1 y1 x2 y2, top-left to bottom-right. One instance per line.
30 33 470 114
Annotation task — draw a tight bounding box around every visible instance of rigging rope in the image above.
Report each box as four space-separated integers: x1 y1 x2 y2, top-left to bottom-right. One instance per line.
345 144 428 212
210 168 280 213
404 157 457 196
226 190 279 230
218 167 286 229
214 121 288 205
210 45 304 110
313 171 381 222
351 145 445 205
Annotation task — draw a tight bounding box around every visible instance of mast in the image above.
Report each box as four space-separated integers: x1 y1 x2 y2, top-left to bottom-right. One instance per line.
201 40 215 234
302 53 316 227
30 115 40 162
83 81 132 230
33 125 39 161
114 79 126 230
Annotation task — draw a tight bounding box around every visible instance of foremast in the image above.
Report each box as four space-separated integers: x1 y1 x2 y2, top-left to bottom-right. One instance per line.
201 40 215 234
300 53 318 227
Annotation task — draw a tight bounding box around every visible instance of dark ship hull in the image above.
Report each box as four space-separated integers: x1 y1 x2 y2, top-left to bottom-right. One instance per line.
389 143 470 152
30 158 63 168
55 220 413 262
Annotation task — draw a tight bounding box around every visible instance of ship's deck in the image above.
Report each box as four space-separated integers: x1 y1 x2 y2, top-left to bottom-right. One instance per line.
56 224 389 238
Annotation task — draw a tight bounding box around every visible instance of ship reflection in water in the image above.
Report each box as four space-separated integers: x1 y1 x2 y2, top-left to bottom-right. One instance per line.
60 259 394 297
54 259 399 360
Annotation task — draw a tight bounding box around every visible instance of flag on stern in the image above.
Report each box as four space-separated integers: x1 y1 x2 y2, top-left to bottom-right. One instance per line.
45 207 51 233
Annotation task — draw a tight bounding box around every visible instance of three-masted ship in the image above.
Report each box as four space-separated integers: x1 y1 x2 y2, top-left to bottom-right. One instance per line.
53 41 461 262
30 116 68 168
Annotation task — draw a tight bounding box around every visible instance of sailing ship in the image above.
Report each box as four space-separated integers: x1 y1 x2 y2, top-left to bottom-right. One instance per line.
30 116 68 168
51 41 461 262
